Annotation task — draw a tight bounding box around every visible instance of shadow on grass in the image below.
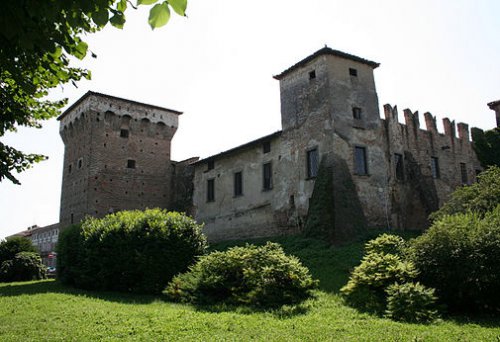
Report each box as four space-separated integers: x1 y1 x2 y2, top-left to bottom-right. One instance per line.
0 279 166 305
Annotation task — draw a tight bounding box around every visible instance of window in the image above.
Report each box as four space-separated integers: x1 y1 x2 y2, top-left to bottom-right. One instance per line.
263 141 271 154
307 148 319 178
309 70 316 80
431 157 440 179
460 163 468 184
394 153 404 181
207 160 214 171
68 164 72 174
120 129 129 138
263 162 273 190
352 107 362 120
234 171 243 197
207 179 215 202
78 158 83 169
70 213 74 224
127 159 136 169
354 146 368 175
349 68 358 77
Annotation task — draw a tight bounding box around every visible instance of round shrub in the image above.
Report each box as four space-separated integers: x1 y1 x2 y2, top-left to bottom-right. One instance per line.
340 252 418 313
364 233 406 257
165 242 318 307
57 209 207 294
0 252 47 282
409 205 500 312
385 282 439 323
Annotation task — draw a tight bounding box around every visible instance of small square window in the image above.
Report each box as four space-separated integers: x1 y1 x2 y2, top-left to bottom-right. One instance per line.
263 141 271 154
207 160 214 170
120 129 129 138
127 159 136 169
309 70 316 80
349 68 358 77
352 107 362 120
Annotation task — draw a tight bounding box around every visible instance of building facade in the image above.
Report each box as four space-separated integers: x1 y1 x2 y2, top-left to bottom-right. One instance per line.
10 47 495 244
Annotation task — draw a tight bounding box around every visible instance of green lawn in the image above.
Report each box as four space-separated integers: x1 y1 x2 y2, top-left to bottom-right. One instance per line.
1 235 499 341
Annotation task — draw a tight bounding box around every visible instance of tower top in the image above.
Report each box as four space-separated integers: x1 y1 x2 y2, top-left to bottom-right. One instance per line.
273 47 380 80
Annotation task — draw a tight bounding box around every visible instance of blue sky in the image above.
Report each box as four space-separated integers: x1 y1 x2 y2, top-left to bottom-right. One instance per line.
1 0 499 239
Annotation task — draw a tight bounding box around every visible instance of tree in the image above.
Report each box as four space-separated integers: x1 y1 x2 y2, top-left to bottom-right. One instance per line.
471 127 500 168
0 0 187 184
0 236 38 264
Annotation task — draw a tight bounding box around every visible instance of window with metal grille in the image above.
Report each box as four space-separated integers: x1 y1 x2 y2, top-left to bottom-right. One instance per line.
349 68 358 77
263 162 272 190
354 147 368 175
460 163 468 184
207 179 215 202
127 159 136 169
234 171 243 197
307 148 319 178
395 153 404 180
431 157 440 179
120 129 129 138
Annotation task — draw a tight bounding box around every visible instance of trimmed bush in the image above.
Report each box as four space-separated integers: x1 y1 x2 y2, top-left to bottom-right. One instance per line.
409 205 500 312
340 252 418 313
57 209 207 294
364 233 406 257
165 242 318 307
385 282 439 323
0 236 37 264
0 252 47 282
429 166 500 222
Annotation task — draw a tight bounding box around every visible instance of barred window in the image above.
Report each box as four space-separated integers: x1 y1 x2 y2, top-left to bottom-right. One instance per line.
431 157 440 179
234 171 243 197
354 147 368 175
307 148 319 178
263 163 273 190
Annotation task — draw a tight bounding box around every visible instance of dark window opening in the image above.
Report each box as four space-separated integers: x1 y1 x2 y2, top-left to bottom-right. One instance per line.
354 146 368 175
307 148 319 179
263 141 271 154
127 159 136 169
352 107 362 120
78 159 83 169
395 153 404 181
349 68 358 77
460 163 468 184
309 70 316 80
207 160 214 171
68 164 72 174
70 213 74 224
234 171 243 197
263 162 273 190
207 179 215 202
431 157 440 179
120 129 129 138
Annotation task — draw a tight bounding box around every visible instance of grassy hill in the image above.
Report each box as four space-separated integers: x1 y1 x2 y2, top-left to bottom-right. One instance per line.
1 234 499 341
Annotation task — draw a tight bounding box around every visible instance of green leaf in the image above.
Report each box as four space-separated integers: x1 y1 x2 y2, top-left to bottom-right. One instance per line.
138 0 159 5
92 8 109 27
148 2 170 29
110 13 126 29
168 0 187 16
74 41 88 59
117 0 127 12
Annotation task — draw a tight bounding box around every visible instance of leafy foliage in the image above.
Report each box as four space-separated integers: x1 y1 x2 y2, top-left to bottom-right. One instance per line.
385 282 439 323
165 242 318 307
472 127 500 168
57 209 206 294
0 236 37 264
0 0 187 184
409 206 500 312
0 252 47 282
429 166 500 222
340 252 418 313
364 233 406 257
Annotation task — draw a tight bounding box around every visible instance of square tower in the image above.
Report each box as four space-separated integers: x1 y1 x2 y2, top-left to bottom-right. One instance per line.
58 91 181 228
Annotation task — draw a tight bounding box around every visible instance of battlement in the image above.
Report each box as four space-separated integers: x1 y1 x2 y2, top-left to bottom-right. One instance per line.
383 104 473 142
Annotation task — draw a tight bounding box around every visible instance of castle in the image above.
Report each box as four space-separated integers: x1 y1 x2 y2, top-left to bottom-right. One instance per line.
11 47 497 261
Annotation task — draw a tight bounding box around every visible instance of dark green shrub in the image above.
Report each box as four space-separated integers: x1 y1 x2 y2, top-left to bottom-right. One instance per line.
0 252 47 282
385 282 439 323
429 166 500 222
340 252 418 313
409 206 500 312
165 242 318 307
0 236 37 264
57 209 207 294
364 233 406 257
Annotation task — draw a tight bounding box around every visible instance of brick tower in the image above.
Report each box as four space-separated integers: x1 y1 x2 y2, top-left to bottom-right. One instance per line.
58 91 181 228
